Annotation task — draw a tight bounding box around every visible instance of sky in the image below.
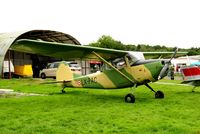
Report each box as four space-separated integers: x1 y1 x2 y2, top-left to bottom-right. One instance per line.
1 0 200 48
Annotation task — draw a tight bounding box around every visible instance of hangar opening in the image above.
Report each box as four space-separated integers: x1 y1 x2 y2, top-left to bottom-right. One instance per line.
0 30 81 78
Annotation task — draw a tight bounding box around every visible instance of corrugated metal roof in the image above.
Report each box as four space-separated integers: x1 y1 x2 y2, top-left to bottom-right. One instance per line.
0 30 81 77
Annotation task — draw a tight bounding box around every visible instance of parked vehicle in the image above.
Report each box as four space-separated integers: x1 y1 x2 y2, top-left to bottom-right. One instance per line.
3 60 14 78
40 61 81 79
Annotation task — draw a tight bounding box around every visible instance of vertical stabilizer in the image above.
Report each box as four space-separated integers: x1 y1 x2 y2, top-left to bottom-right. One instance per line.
56 63 73 81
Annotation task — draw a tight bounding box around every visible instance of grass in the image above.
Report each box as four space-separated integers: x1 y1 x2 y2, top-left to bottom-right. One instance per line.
0 78 200 134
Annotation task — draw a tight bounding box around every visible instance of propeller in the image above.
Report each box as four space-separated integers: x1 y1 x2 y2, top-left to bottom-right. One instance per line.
158 47 178 80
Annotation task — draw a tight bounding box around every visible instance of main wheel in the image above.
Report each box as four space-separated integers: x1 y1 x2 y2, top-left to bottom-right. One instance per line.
41 73 46 79
61 90 66 93
125 93 135 103
155 90 164 98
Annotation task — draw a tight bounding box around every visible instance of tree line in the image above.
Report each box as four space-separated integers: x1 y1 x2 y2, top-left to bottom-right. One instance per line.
89 35 200 55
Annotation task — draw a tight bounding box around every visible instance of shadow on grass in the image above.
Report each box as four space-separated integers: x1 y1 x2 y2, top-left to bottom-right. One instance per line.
173 87 200 94
48 89 156 104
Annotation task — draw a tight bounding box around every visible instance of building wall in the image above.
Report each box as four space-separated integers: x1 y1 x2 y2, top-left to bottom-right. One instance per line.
4 51 32 66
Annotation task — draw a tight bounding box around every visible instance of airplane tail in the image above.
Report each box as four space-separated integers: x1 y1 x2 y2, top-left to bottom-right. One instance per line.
56 62 73 82
181 66 200 82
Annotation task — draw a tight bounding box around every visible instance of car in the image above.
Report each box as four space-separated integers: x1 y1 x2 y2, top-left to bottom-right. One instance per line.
40 61 81 79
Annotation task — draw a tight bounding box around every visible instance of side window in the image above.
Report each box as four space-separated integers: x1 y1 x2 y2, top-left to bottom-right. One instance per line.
112 58 126 69
54 63 59 68
100 63 112 71
49 64 54 69
47 64 52 69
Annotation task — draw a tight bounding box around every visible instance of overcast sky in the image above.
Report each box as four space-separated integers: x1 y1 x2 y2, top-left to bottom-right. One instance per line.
1 0 200 48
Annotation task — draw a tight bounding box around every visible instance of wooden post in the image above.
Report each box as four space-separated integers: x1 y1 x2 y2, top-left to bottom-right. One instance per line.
8 50 11 79
85 60 87 75
1 62 4 79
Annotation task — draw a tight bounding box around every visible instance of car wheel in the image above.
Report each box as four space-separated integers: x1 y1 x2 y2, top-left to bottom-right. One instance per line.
41 73 46 79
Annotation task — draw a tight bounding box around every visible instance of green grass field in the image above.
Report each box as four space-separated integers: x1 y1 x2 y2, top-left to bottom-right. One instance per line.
0 78 200 134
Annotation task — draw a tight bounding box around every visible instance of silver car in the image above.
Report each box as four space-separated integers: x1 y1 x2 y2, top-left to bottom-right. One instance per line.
40 61 81 79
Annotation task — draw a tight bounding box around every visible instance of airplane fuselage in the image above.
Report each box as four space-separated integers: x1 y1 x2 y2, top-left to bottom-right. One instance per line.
64 61 164 89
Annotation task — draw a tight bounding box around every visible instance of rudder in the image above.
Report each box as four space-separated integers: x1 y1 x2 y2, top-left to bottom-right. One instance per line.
56 62 73 81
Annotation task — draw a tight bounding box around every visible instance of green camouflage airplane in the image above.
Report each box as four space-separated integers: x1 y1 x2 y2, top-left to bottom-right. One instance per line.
56 49 178 103
11 39 186 103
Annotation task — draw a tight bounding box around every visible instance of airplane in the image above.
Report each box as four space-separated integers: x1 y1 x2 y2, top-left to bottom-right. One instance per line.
10 39 187 103
181 65 200 92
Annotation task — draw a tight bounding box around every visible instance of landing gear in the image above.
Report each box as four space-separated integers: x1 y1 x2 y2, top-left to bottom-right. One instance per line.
125 93 135 103
61 89 66 93
145 83 164 99
192 87 196 92
61 86 66 93
155 90 164 98
125 85 137 103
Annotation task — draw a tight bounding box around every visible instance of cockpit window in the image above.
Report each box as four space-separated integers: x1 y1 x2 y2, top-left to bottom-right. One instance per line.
100 52 144 71
100 57 126 71
125 52 144 66
112 58 126 69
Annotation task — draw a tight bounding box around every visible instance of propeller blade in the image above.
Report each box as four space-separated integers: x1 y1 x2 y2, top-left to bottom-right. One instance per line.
158 63 169 80
169 47 178 62
158 47 178 80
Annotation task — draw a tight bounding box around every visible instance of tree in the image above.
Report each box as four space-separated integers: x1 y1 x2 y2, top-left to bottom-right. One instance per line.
89 35 200 56
125 44 137 51
89 35 125 50
187 47 200 55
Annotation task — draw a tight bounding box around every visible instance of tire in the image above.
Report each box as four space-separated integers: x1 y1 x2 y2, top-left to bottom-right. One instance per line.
41 73 46 79
125 93 135 103
155 90 164 98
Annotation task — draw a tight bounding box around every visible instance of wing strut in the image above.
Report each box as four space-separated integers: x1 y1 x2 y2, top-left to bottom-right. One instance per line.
92 51 135 84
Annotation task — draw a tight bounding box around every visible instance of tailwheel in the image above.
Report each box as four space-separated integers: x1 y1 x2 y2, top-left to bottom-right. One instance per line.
155 90 164 98
61 86 66 93
61 90 66 93
125 93 135 103
192 87 196 92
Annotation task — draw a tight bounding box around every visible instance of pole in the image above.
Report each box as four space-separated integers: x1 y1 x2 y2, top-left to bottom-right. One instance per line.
8 50 11 79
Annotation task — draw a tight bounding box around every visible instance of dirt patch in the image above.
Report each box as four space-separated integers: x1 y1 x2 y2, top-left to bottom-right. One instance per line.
0 89 45 98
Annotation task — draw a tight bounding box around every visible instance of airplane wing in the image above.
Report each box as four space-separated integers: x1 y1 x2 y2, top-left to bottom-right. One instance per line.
11 39 128 60
143 51 187 59
11 39 187 61
181 80 200 87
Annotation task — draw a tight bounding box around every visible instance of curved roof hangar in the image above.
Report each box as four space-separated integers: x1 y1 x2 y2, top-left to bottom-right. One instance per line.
0 29 81 76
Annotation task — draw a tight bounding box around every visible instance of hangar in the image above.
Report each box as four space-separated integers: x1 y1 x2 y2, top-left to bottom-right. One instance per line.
0 30 81 78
